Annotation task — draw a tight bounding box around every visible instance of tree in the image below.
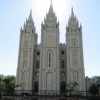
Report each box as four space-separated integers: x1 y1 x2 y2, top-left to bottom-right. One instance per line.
3 76 15 95
89 83 99 95
66 81 79 95
0 75 5 95
0 75 15 95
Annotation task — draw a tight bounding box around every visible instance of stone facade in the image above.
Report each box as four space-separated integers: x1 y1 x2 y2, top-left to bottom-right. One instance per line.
66 8 86 92
39 5 60 95
16 4 85 95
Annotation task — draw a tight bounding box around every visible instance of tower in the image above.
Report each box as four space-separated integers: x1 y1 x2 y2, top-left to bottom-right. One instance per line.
16 11 37 93
66 8 85 92
39 3 60 94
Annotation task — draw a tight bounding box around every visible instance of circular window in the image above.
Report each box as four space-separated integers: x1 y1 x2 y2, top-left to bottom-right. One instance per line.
37 51 40 56
61 51 64 55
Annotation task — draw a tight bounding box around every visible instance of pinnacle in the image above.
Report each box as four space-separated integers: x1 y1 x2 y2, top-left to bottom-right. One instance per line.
68 7 79 27
48 0 55 16
49 2 53 13
29 10 33 21
50 0 53 6
71 7 74 17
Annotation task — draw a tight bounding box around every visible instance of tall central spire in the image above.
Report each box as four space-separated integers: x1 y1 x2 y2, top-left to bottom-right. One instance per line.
49 0 53 13
71 7 74 17
43 0 57 25
51 0 53 6
48 0 56 17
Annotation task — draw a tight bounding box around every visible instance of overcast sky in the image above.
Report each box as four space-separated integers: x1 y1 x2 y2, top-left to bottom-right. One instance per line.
0 0 100 77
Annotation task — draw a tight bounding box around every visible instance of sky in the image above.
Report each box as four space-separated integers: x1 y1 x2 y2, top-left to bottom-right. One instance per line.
0 0 100 77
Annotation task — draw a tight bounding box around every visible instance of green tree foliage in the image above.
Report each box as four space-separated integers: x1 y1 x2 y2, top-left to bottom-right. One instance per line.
89 83 99 95
0 75 15 95
0 75 5 93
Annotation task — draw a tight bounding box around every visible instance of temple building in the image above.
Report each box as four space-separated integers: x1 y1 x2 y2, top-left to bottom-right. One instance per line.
16 2 85 95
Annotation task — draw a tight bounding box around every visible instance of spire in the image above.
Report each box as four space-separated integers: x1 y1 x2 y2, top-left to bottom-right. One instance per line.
28 10 33 22
51 0 53 6
42 0 58 27
22 10 36 33
47 0 55 16
71 7 74 17
49 0 53 14
68 7 79 28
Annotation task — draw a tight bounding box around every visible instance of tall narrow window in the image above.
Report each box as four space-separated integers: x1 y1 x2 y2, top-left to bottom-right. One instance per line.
48 50 53 68
61 60 64 68
72 39 78 47
49 53 51 67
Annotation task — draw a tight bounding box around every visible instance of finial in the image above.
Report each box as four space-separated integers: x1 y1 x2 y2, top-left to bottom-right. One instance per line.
29 9 32 18
79 24 82 32
20 27 23 32
51 0 53 6
48 0 54 13
27 9 33 23
71 7 74 17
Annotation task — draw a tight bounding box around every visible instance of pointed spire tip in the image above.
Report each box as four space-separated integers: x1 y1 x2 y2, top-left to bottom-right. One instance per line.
27 9 33 22
29 9 32 17
50 0 53 6
48 0 54 14
71 7 74 16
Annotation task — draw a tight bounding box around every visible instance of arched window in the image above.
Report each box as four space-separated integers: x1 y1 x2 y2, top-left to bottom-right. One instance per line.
61 50 64 55
47 50 53 68
61 60 65 68
72 39 78 47
36 60 39 69
48 53 51 67
37 51 40 56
